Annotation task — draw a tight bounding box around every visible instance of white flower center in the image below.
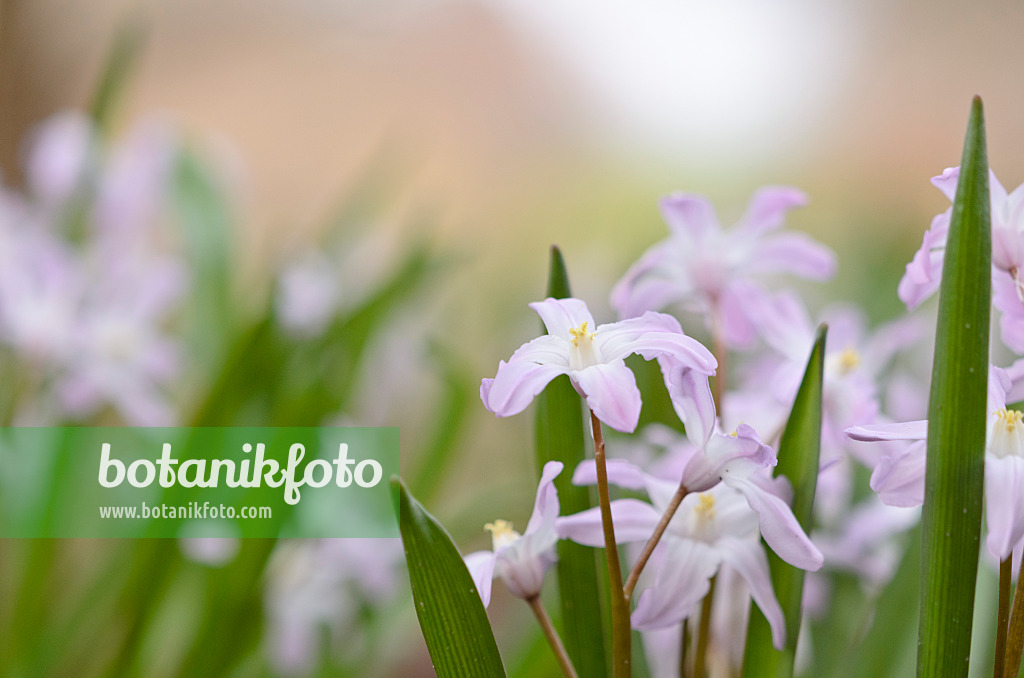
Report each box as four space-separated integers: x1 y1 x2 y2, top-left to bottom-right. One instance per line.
568 321 601 371
485 519 521 550
991 408 1024 459
684 492 717 541
826 347 861 376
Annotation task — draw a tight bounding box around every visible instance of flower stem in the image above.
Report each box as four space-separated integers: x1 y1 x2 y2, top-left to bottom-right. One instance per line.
591 410 631 677
526 595 580 678
711 307 728 417
1004 557 1024 678
995 556 1013 678
623 481 688 599
694 576 717 678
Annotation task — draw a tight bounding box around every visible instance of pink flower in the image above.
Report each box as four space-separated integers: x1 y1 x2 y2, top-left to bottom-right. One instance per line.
610 188 835 348
464 461 563 605
899 167 1024 352
481 297 716 433
847 365 1024 560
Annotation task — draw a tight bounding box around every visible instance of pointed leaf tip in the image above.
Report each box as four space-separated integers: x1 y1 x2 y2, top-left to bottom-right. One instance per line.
546 246 573 299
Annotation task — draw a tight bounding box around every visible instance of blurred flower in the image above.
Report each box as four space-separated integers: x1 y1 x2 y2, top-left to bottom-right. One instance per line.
0 111 185 425
610 188 835 348
481 297 716 432
464 460 563 605
899 167 1024 352
264 538 403 676
847 365 1024 560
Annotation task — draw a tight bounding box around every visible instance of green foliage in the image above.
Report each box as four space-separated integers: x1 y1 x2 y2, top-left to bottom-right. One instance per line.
534 246 609 678
393 478 508 678
917 97 991 678
743 325 827 678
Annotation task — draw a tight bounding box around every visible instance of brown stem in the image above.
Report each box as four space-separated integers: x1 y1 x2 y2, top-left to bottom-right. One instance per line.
591 411 632 677
711 307 728 418
526 595 579 678
694 576 717 678
996 556 1013 678
1004 557 1024 678
623 481 688 599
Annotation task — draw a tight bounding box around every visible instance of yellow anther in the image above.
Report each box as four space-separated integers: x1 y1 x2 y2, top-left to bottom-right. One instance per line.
695 493 716 519
997 408 1024 433
838 348 861 374
569 321 597 348
485 519 520 549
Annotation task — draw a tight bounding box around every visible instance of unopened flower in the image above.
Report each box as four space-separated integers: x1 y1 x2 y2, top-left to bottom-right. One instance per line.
481 297 716 433
464 461 563 605
610 188 835 348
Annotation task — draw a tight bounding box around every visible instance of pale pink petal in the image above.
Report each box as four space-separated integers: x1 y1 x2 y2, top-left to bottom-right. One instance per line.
464 551 497 607
746 232 836 280
993 272 1024 354
683 426 774 492
985 455 1024 561
1005 357 1024 405
631 539 721 629
574 361 643 433
529 298 596 338
718 280 771 349
718 536 787 649
930 167 960 202
898 212 949 310
556 499 662 546
598 311 716 374
658 362 716 447
727 476 823 571
659 193 720 244
845 420 928 442
481 360 568 417
870 440 926 507
572 458 649 492
525 461 564 534
610 244 687 319
508 334 572 367
736 186 808 237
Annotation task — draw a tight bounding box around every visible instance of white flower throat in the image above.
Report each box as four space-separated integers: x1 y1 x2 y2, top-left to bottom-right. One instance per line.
568 321 600 371
485 519 520 550
991 408 1024 459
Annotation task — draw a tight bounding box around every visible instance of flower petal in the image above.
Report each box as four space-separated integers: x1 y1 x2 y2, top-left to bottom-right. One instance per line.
464 550 497 607
572 458 649 491
718 536 787 649
481 360 568 418
985 454 1024 561
598 312 717 375
845 420 928 442
659 193 720 244
508 334 572 367
556 499 663 546
736 186 808 237
659 362 716 448
574 361 643 433
610 244 687 319
898 212 949 310
746 232 836 281
726 476 823 571
869 440 926 507
525 461 564 535
529 297 596 338
631 539 721 629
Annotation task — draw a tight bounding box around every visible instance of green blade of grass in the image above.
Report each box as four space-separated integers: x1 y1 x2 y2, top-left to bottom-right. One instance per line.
534 246 609 677
917 96 991 678
393 477 507 678
742 324 827 678
89 18 145 132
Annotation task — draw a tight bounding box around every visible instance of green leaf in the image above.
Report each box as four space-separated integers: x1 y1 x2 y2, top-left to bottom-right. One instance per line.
392 477 507 678
917 96 991 678
89 18 145 132
742 324 827 678
534 246 610 678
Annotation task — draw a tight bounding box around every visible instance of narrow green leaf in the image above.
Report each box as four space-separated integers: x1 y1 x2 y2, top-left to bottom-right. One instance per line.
89 18 145 132
742 324 827 678
392 477 507 678
841 530 922 678
917 96 991 678
534 245 609 678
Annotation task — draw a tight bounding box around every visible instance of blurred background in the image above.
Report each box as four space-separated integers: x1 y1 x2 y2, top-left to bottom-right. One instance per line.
3 0 1024 676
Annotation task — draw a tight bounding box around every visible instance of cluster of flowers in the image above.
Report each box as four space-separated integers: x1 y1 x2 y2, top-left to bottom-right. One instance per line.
467 178 1022 671
0 112 185 425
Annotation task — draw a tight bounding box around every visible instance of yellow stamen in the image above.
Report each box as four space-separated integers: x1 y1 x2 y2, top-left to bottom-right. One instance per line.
695 493 716 520
838 348 860 374
997 408 1024 432
569 321 598 347
484 519 520 549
